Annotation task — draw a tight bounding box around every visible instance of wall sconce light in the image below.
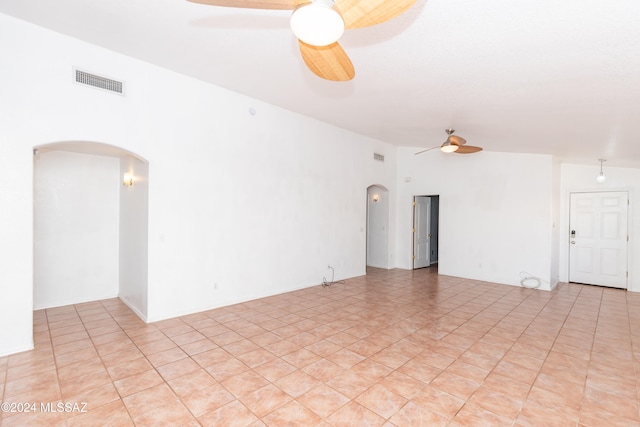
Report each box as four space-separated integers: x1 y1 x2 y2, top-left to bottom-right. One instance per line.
596 159 606 183
372 194 380 202
123 173 134 187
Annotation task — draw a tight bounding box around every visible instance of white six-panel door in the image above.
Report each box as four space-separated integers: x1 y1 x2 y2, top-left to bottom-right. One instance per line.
569 191 628 288
413 197 431 269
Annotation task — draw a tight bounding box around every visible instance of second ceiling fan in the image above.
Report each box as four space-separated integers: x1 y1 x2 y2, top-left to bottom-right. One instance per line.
187 0 416 81
415 129 483 156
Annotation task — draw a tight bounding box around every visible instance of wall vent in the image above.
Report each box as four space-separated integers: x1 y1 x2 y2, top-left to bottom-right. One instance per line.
74 69 124 95
373 153 385 162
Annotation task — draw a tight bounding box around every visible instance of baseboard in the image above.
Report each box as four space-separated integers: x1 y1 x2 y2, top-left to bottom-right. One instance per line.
0 342 34 358
118 296 148 323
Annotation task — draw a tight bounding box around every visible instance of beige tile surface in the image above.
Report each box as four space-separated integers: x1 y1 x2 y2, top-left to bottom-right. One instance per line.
1 267 640 426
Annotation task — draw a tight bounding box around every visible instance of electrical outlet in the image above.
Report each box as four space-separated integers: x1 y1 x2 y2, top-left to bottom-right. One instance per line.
214 282 218 290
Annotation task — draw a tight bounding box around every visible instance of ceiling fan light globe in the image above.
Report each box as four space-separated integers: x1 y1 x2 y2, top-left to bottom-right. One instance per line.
440 142 459 153
290 1 344 46
596 172 606 183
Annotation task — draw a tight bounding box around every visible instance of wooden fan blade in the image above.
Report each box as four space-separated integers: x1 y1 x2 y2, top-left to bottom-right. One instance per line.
455 145 483 154
298 40 355 81
336 0 416 29
414 147 438 155
448 135 467 145
186 0 307 10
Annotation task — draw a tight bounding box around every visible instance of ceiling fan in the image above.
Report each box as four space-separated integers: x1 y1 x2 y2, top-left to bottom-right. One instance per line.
186 0 416 81
414 129 483 155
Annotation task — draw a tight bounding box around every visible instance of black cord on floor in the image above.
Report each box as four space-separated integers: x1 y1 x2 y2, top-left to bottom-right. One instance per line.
322 266 345 287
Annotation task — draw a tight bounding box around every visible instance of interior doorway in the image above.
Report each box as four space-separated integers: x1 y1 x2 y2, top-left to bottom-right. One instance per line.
366 185 390 268
33 141 149 318
569 191 628 288
413 195 439 269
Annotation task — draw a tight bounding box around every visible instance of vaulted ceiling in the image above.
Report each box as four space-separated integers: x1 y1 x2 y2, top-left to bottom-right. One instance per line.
2 0 639 167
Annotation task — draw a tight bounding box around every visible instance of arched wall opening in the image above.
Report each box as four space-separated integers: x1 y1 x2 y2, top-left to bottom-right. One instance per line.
366 184 390 269
33 141 149 320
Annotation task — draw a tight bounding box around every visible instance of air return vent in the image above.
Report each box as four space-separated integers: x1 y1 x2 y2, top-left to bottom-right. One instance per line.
74 69 124 95
373 153 385 162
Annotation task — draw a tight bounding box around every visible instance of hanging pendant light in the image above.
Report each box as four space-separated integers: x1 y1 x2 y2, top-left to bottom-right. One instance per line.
596 159 606 183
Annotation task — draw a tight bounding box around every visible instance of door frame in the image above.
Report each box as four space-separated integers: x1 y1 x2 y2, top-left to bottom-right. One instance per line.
412 195 439 269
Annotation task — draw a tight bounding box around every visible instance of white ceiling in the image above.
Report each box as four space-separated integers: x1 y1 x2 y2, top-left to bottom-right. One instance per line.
2 0 640 167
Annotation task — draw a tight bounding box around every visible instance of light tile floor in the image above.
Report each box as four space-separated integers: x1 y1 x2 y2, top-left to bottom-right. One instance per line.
1 267 640 426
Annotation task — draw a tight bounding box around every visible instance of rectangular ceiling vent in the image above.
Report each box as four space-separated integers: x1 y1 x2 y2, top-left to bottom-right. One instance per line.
74 69 124 95
373 153 385 162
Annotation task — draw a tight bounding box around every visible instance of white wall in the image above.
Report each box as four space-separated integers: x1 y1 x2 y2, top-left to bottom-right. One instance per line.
0 133 34 356
33 150 120 309
559 163 640 291
367 185 390 268
550 157 561 286
145 110 397 321
119 156 149 319
0 13 396 355
397 149 556 290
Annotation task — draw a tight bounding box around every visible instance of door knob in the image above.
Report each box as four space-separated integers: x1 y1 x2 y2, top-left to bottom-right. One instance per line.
570 241 575 244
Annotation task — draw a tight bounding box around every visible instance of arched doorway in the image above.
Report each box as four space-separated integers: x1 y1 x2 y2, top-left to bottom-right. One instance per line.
33 141 149 320
366 185 390 268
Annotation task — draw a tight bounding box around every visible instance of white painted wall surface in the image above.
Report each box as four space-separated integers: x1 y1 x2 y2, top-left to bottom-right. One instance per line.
549 157 561 287
145 108 397 321
0 142 33 356
397 149 556 290
33 150 120 309
367 185 390 268
119 157 149 320
0 14 396 354
559 163 639 291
